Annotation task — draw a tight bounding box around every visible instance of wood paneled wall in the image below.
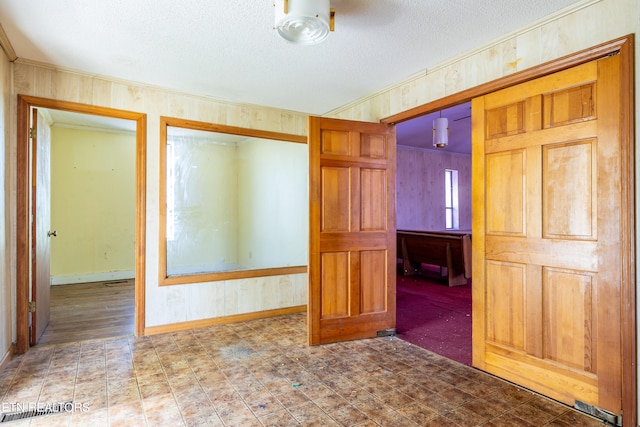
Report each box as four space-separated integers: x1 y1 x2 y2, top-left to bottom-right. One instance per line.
3 0 638 338
327 0 637 123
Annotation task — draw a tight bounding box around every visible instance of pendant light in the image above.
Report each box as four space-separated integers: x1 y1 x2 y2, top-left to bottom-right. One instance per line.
432 112 449 148
274 0 334 45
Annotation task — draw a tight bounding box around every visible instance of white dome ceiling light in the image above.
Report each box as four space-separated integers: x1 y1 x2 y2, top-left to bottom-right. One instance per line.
274 0 335 45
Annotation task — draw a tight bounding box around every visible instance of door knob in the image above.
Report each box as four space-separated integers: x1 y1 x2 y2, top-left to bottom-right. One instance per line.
47 230 57 237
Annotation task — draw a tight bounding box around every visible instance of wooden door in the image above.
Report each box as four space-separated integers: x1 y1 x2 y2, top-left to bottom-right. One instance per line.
30 108 52 345
308 116 396 345
472 54 623 417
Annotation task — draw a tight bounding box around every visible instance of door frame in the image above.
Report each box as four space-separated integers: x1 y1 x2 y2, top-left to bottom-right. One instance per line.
16 95 147 353
382 35 635 425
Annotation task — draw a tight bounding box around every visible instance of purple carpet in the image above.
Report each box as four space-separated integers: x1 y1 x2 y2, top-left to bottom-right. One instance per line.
396 265 472 365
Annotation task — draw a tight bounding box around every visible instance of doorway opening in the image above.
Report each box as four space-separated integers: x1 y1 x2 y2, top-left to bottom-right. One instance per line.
35 109 137 346
381 35 634 424
16 95 146 353
394 102 473 365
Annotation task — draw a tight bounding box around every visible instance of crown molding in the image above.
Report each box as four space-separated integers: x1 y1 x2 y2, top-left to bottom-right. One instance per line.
0 21 17 61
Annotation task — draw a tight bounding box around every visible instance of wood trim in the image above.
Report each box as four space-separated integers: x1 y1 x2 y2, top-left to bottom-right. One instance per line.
161 266 308 286
617 35 636 427
144 305 307 336
0 21 17 61
16 96 29 354
382 35 632 125
159 117 168 285
381 34 635 426
158 116 308 286
16 95 147 352
135 115 147 337
160 116 308 144
30 108 37 345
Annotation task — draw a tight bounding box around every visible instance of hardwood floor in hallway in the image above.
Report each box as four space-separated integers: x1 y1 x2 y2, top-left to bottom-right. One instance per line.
37 280 134 346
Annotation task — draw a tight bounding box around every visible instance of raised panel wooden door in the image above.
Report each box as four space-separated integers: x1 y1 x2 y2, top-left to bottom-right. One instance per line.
308 116 396 345
31 108 52 345
472 55 623 415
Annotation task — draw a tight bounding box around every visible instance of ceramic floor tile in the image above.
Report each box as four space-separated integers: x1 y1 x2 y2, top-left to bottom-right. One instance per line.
106 378 141 407
247 394 285 416
183 412 225 427
0 313 608 427
329 404 371 426
143 402 184 427
107 401 146 425
138 380 172 400
70 407 109 427
546 410 604 426
483 412 538 427
289 401 341 426
396 402 439 425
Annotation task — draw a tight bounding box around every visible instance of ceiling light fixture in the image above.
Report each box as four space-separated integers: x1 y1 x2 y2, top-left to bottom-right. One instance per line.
432 112 449 149
274 0 335 45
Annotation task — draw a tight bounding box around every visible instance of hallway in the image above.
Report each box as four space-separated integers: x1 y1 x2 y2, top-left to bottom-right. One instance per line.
37 280 134 346
1 313 603 426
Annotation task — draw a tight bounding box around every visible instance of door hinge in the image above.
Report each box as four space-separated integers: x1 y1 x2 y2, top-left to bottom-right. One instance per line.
28 301 36 313
29 127 35 139
574 400 621 426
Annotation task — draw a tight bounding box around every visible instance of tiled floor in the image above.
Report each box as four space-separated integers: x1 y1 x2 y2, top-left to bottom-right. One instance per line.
0 313 604 426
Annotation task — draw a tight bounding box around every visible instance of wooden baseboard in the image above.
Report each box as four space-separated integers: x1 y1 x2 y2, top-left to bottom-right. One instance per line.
143 305 307 336
51 270 135 285
0 343 16 373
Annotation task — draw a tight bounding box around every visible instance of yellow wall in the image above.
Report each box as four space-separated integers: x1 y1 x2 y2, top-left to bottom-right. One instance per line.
50 126 136 284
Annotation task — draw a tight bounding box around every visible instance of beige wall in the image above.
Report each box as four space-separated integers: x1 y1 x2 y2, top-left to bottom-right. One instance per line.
397 147 471 231
50 126 136 284
0 47 11 363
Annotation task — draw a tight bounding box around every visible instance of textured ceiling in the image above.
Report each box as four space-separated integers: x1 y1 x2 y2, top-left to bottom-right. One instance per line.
1 0 585 118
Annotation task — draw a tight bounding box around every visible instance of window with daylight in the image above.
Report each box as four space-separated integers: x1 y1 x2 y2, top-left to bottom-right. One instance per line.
445 169 459 230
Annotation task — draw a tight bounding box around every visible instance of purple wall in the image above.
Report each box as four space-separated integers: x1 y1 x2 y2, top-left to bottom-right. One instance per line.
396 147 471 231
